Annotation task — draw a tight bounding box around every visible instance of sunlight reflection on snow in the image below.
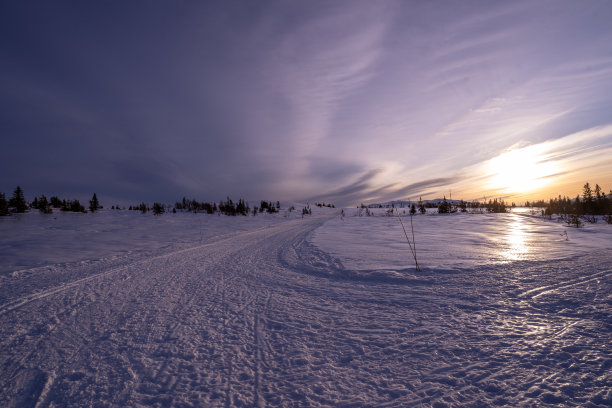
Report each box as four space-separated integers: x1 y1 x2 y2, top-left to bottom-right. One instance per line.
313 208 612 271
500 213 530 262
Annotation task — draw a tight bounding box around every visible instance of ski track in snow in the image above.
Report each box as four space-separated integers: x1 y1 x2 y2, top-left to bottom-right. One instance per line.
1 213 611 407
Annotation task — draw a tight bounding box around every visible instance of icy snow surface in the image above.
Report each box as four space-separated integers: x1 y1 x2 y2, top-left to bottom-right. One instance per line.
313 207 612 271
1 208 611 407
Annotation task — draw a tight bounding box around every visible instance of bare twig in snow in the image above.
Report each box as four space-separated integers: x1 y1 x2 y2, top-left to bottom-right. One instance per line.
396 208 421 271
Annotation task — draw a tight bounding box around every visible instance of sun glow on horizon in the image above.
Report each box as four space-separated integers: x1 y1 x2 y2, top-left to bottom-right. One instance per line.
486 146 561 195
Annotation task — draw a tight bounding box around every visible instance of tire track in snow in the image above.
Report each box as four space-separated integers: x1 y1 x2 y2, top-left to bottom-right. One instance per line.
220 270 232 408
0 223 296 317
1 218 317 406
0 214 340 406
33 370 56 408
253 312 263 408
518 269 611 300
253 292 271 408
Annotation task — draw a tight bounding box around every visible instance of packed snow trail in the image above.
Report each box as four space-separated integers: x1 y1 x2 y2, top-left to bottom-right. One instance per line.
1 213 611 407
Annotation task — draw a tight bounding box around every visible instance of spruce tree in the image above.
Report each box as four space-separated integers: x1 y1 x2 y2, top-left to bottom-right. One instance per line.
594 184 603 214
418 197 426 214
9 186 27 213
438 197 450 214
153 203 165 215
89 193 100 212
50 196 62 208
583 182 594 214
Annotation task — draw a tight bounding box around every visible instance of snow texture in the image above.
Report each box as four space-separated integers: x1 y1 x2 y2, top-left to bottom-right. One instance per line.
1 208 610 407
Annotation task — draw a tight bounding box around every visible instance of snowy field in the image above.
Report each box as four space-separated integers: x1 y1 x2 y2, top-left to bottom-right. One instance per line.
0 208 611 407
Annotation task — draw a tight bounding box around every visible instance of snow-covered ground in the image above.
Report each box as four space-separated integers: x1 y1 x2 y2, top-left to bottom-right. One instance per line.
314 207 612 271
0 208 610 406
0 209 298 275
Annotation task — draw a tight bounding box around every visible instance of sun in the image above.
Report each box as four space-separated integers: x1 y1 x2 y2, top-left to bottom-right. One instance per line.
486 146 559 194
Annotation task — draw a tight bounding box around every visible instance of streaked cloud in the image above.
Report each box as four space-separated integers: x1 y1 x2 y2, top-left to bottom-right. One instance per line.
1 0 611 205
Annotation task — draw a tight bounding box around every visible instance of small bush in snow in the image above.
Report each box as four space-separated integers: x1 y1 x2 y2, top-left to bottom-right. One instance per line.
566 214 583 228
0 193 9 216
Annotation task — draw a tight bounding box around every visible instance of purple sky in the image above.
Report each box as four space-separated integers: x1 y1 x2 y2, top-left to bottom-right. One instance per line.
2 1 611 206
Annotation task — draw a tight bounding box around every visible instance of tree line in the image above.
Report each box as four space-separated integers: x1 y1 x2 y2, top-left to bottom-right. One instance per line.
171 197 282 216
543 182 612 226
437 197 510 214
0 186 294 218
358 196 510 215
0 186 101 216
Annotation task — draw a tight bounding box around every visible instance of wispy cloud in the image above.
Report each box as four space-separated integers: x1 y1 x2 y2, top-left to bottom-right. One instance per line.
2 1 611 203
271 4 391 171
312 171 463 205
309 169 383 205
